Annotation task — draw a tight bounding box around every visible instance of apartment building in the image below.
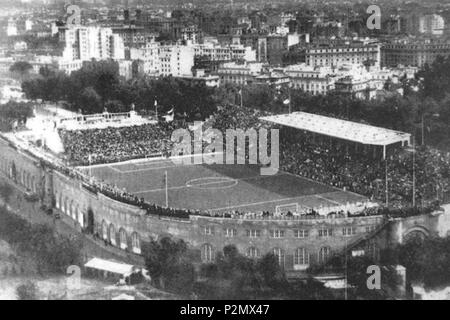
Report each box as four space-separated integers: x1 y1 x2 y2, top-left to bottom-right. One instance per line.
284 64 336 95
381 38 450 68
216 61 264 85
62 26 125 62
305 40 381 68
192 42 256 62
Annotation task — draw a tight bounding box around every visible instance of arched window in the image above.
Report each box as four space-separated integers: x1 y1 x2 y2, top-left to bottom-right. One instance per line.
69 201 74 219
58 194 62 211
31 176 35 193
26 173 30 190
366 241 379 261
101 220 108 240
318 247 331 264
55 192 60 209
202 244 214 263
294 248 309 267
273 248 285 268
63 197 68 214
109 224 116 245
119 228 127 250
247 247 260 259
77 206 84 227
132 232 141 254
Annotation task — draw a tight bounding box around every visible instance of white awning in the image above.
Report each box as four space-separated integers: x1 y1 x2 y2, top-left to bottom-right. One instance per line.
260 112 411 146
84 257 135 276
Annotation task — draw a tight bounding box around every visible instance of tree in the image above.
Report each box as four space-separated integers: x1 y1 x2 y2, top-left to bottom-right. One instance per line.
142 237 194 293
0 101 34 131
0 183 13 204
16 281 38 300
9 61 33 82
394 236 450 289
79 87 102 114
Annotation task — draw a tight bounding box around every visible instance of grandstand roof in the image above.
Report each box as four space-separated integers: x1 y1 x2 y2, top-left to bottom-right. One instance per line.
260 112 411 146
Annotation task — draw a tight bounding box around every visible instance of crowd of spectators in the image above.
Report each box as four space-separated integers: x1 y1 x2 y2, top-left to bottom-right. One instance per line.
59 122 179 166
52 105 450 219
279 127 450 207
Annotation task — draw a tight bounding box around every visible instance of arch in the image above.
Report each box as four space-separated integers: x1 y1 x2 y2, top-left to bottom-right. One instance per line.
294 247 309 267
201 243 214 263
63 197 68 215
246 247 260 259
109 224 116 245
69 200 74 219
318 246 331 265
131 232 141 254
76 206 84 227
119 228 128 250
10 161 16 180
30 176 35 193
272 247 285 268
59 194 63 211
87 208 94 234
403 226 430 243
25 172 30 190
101 220 108 240
365 241 380 261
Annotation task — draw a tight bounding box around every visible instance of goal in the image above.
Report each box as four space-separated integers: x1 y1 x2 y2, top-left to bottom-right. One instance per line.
275 203 299 216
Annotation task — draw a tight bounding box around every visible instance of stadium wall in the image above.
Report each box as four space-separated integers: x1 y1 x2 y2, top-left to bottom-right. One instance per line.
0 136 447 273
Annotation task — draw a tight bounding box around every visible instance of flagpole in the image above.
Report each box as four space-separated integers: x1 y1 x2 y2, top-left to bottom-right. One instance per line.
165 170 168 208
289 87 292 114
413 137 416 207
89 154 92 181
385 157 388 207
240 87 243 108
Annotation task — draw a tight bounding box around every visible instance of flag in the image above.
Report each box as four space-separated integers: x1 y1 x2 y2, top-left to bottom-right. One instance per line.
283 99 290 105
164 113 174 122
164 108 174 122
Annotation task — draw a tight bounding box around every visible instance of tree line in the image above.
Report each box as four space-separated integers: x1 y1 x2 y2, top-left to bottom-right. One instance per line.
0 205 83 275
142 237 334 300
21 60 237 121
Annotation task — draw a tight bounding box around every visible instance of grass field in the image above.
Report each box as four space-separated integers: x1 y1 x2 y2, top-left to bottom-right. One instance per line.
83 157 368 214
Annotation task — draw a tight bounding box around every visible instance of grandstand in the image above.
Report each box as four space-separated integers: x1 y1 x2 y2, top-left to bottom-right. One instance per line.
260 112 411 159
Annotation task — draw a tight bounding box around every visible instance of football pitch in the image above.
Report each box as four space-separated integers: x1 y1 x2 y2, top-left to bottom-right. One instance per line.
82 157 368 214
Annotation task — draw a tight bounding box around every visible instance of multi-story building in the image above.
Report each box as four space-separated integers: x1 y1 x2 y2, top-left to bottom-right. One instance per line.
159 45 195 77
305 40 381 68
216 61 265 86
284 63 396 99
130 43 195 77
266 34 301 66
111 25 157 49
419 14 445 36
129 41 160 76
62 26 125 62
182 25 201 45
284 64 336 95
192 42 256 62
381 38 450 68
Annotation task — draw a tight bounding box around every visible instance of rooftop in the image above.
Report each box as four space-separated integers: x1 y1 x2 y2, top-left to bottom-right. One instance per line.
84 257 136 276
260 112 411 146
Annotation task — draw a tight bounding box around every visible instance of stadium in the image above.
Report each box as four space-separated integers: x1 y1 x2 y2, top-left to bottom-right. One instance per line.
0 104 446 274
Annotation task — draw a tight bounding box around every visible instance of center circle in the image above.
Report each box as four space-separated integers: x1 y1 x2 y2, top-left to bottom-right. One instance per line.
186 177 238 190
